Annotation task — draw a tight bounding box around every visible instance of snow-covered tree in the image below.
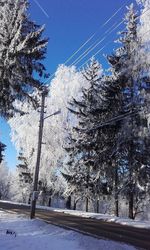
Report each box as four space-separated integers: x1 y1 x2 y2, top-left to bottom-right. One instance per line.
63 59 110 212
0 141 6 163
9 65 87 204
63 3 150 217
0 0 48 118
7 1 150 217
15 151 33 203
106 3 150 219
137 0 150 122
0 161 11 200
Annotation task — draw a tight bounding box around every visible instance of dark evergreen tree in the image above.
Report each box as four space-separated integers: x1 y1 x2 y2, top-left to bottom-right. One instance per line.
63 59 103 211
0 141 6 163
63 59 122 213
64 4 150 218
0 0 48 118
16 151 33 203
107 4 150 219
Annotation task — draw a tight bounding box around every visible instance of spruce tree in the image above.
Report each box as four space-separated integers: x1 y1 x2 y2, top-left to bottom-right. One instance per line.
64 4 150 217
63 59 104 211
0 141 6 163
64 59 122 212
107 4 150 219
0 0 48 118
16 151 33 203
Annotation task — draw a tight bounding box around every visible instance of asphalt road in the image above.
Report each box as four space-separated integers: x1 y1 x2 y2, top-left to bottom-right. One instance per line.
0 201 150 250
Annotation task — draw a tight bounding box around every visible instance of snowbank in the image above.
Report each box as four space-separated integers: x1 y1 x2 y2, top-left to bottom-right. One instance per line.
0 210 136 250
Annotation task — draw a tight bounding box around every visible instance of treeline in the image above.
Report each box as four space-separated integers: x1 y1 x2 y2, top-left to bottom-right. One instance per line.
0 0 150 220
62 4 150 219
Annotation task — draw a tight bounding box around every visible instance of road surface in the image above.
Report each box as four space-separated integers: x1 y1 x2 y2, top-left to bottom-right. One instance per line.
0 201 149 249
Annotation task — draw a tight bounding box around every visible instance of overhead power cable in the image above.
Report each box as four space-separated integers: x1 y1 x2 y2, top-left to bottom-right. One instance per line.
73 19 125 67
70 21 118 66
87 110 140 132
80 28 150 71
64 0 130 65
44 1 130 84
86 100 150 133
45 1 150 84
79 28 150 133
78 6 150 69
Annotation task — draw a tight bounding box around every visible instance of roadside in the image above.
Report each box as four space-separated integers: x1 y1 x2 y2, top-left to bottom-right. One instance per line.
0 201 150 249
0 210 137 250
0 200 150 230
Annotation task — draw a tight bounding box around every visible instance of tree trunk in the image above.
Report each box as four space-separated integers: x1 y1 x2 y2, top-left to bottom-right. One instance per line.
115 197 119 217
42 192 46 206
66 195 71 209
48 196 51 207
85 197 89 212
128 184 134 219
128 151 134 219
96 199 99 213
129 196 134 219
28 194 31 204
73 200 76 210
114 166 119 217
128 76 134 220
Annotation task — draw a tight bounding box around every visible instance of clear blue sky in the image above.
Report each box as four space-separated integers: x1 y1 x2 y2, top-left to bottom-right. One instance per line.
0 0 137 169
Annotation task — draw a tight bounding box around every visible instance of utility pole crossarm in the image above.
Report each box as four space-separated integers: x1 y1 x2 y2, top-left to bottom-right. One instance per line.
44 109 61 120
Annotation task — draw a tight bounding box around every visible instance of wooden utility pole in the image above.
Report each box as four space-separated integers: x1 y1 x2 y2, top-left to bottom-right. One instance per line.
30 88 47 219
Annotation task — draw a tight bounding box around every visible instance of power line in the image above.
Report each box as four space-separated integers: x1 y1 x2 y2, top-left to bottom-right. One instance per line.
73 19 125 67
82 34 150 130
70 22 118 67
44 1 130 84
79 28 150 71
86 109 143 133
78 42 111 70
78 7 150 70
45 1 150 84
64 0 130 65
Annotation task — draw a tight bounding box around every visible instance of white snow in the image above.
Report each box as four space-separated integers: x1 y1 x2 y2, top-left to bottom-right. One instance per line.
0 210 136 250
54 209 150 229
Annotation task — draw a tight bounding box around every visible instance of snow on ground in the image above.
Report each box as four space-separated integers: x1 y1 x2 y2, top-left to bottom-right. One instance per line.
51 208 150 229
0 210 137 250
1 200 150 229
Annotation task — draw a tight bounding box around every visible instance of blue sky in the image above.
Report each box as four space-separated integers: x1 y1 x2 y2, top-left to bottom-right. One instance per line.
0 0 137 169
30 0 136 74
